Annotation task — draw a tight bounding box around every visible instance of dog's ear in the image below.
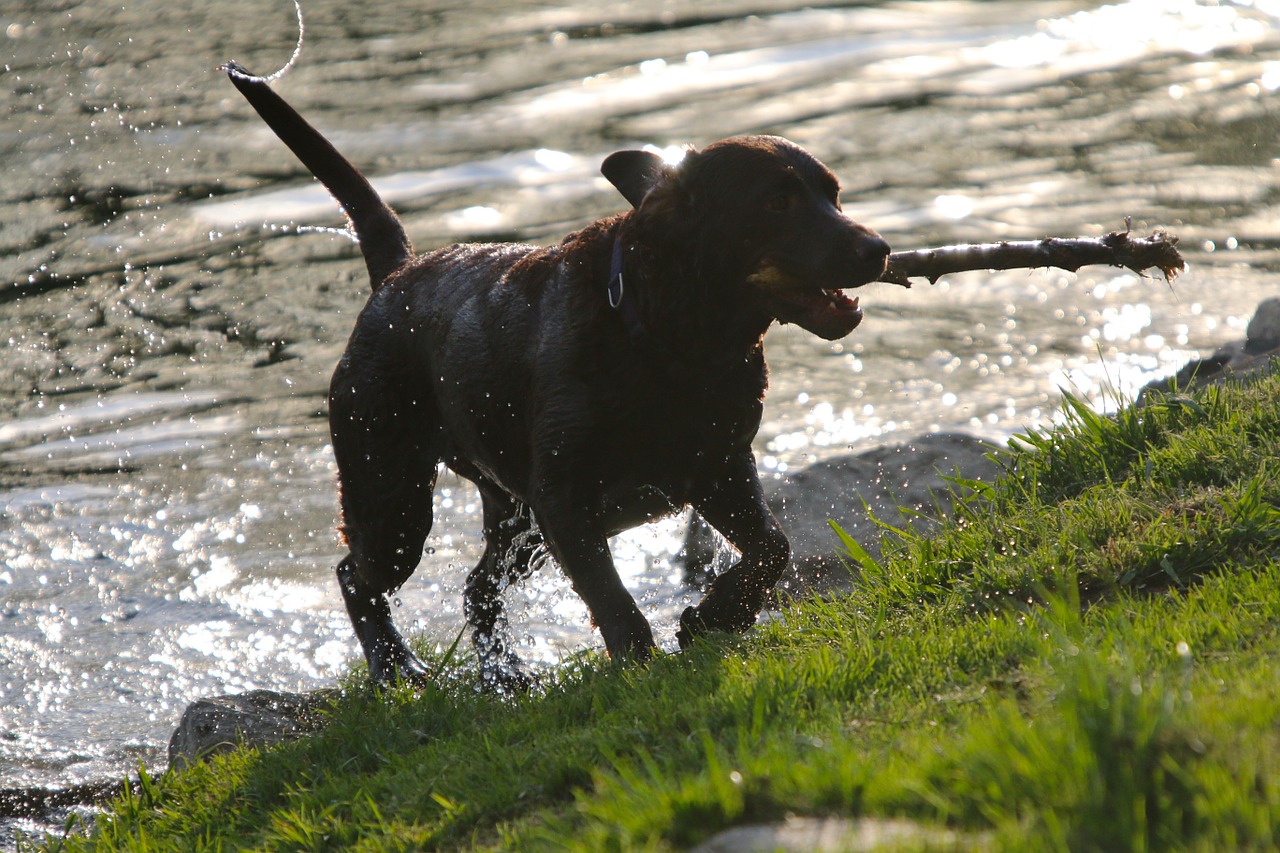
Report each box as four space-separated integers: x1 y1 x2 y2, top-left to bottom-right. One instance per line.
601 150 669 208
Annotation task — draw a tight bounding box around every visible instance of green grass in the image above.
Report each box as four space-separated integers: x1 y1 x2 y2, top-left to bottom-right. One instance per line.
32 368 1280 852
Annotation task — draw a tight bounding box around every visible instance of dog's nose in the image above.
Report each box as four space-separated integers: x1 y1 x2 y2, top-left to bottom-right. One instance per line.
855 233 891 266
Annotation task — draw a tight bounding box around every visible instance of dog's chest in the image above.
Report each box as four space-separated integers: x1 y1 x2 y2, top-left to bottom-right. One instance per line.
591 404 761 533
592 367 765 506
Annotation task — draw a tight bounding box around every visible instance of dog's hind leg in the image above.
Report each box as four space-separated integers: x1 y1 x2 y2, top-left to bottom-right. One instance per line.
337 554 433 685
678 453 790 649
464 486 543 691
330 365 440 685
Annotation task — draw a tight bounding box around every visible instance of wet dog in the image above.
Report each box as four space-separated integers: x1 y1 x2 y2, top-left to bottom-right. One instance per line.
224 62 889 687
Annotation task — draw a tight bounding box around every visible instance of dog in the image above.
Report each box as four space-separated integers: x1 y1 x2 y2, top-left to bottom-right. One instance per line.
224 61 890 687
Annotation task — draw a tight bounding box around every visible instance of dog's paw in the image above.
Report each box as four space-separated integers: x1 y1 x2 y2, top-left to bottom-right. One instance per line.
368 643 434 688
598 619 658 662
488 670 537 694
677 599 761 649
676 605 706 650
478 655 538 695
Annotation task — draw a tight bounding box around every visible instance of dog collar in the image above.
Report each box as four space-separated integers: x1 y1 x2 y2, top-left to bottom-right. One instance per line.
608 234 649 345
606 236 625 307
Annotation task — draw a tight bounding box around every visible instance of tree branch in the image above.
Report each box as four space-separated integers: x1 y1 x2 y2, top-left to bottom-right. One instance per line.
879 228 1185 287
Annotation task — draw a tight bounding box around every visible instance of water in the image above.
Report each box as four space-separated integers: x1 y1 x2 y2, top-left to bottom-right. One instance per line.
2 0 1279 841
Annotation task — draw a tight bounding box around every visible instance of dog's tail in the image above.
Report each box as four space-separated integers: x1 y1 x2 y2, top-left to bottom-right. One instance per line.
223 62 412 289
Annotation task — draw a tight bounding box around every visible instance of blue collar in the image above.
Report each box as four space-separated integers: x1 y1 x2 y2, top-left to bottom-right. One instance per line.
607 235 648 345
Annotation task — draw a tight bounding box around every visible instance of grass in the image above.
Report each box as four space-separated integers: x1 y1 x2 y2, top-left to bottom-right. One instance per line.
29 366 1280 852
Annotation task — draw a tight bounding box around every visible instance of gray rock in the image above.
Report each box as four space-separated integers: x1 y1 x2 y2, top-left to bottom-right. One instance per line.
167 689 338 770
689 816 982 853
683 433 1000 596
1142 298 1280 398
1245 297 1280 355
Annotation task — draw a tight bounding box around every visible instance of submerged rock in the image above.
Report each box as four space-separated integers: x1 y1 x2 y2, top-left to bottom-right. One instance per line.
682 432 1001 595
0 779 125 820
167 689 339 770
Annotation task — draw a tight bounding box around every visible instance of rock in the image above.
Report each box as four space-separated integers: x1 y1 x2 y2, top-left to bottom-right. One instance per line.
167 689 339 770
1245 297 1280 355
0 779 125 819
1142 297 1280 398
682 433 1000 595
689 816 983 853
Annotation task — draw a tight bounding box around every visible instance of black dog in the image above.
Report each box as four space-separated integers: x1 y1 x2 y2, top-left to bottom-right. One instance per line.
224 62 889 686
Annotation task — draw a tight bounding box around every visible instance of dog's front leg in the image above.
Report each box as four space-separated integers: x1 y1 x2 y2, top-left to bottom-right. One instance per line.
678 453 790 649
532 492 657 660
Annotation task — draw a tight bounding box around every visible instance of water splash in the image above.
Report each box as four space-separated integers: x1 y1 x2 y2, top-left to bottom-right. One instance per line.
222 0 305 83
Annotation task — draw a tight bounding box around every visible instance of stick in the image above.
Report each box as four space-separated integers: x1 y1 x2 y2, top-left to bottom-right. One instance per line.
878 227 1185 287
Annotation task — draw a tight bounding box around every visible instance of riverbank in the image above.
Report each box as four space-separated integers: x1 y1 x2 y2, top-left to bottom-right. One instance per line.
6 0 1280 816
24 359 1280 851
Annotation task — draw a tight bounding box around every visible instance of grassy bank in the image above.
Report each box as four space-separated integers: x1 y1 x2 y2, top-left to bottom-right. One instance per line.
36 367 1280 852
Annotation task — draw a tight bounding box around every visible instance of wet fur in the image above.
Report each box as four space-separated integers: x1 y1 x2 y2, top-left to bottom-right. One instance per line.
224 62 889 686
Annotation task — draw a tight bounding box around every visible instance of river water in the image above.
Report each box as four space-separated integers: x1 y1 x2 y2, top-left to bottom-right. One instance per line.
2 0 1278 840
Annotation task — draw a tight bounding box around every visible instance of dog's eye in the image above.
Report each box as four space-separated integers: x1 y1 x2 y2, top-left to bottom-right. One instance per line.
763 192 792 212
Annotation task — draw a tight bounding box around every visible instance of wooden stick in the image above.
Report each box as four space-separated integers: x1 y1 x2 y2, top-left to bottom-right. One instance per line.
878 227 1185 287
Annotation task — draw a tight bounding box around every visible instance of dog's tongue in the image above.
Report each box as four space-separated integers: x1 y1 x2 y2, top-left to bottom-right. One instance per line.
778 289 863 340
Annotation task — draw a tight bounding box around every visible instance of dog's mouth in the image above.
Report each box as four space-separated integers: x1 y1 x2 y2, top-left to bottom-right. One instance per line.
747 263 871 341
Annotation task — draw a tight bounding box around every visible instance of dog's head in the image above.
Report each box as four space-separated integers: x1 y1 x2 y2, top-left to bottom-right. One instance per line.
602 136 889 341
